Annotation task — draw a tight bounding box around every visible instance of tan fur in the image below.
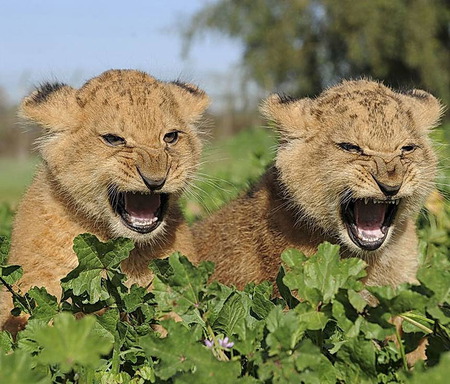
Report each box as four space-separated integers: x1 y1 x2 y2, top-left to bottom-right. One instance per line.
194 80 443 290
1 69 209 332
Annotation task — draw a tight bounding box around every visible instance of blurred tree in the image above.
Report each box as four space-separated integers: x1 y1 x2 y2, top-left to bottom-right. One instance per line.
183 0 450 107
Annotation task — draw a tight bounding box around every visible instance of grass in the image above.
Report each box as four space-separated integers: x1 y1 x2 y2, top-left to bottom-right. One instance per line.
0 157 39 207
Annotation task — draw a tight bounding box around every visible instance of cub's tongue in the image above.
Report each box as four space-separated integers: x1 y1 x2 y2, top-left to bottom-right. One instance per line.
354 200 386 239
124 192 161 219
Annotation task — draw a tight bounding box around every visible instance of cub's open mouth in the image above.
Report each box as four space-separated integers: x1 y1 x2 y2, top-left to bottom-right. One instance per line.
108 188 169 234
341 198 400 251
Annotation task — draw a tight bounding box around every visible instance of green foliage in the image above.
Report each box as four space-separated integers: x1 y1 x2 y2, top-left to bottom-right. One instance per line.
183 0 450 106
0 234 449 383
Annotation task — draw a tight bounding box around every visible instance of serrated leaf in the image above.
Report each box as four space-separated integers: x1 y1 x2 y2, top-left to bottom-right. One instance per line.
213 291 251 337
282 243 366 307
27 287 58 321
249 281 276 319
32 312 113 373
16 319 49 354
123 284 148 313
61 234 134 304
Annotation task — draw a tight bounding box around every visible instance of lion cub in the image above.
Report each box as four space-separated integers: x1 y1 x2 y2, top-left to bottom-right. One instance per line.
1 69 209 332
194 80 442 290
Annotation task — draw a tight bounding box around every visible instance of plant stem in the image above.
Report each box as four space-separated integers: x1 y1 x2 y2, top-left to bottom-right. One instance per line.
111 338 121 374
395 325 408 371
399 314 433 335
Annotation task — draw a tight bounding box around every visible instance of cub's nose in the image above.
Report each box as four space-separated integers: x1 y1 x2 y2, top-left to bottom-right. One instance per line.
137 168 166 191
373 177 402 197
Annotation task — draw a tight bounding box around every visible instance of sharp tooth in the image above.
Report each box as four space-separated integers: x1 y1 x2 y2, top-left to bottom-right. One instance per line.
364 198 368 204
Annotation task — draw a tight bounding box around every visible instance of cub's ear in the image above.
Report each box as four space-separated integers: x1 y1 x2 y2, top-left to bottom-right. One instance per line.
260 94 314 139
20 82 80 132
168 81 210 123
399 89 444 131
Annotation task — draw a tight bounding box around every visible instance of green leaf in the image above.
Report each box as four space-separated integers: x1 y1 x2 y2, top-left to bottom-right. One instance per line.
334 336 377 383
265 306 306 354
61 234 134 304
123 284 148 313
32 312 113 373
0 331 13 353
150 253 213 315
276 266 300 309
248 281 276 320
213 291 251 337
27 287 58 322
0 350 51 384
16 319 49 354
204 282 235 324
294 339 337 384
92 308 119 345
348 289 368 312
0 265 23 285
368 285 428 315
282 243 366 307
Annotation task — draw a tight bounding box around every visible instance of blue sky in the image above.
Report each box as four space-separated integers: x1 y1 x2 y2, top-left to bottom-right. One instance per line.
0 0 243 105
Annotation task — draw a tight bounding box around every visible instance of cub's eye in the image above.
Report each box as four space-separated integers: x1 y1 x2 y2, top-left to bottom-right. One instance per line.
164 131 179 144
401 144 417 154
101 134 126 146
337 142 363 154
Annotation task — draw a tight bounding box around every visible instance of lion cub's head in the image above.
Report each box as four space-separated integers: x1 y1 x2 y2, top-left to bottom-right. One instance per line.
262 80 443 254
21 69 209 242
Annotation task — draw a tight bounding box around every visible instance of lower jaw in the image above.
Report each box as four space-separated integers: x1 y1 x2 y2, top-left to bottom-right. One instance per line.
345 225 388 251
120 217 163 234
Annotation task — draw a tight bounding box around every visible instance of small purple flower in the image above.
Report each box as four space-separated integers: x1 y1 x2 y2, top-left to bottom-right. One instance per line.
204 339 214 348
218 337 234 348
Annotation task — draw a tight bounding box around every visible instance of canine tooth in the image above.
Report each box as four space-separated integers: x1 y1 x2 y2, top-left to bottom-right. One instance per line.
364 198 368 204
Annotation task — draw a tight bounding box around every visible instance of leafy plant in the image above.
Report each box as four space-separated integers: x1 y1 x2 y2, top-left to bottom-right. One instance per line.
1 234 449 383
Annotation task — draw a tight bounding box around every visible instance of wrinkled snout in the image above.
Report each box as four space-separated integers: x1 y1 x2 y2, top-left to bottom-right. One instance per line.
371 156 404 197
